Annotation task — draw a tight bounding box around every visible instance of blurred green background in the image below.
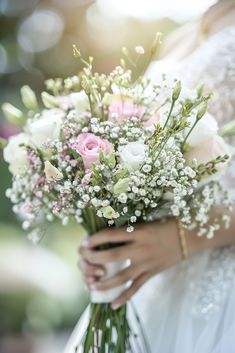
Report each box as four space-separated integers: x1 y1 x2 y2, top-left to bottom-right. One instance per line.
0 0 215 352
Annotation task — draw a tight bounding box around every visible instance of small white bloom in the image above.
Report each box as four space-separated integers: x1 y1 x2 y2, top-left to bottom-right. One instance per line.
22 220 30 230
82 195 90 203
135 46 145 54
142 164 152 173
101 206 119 219
118 193 128 203
97 210 103 217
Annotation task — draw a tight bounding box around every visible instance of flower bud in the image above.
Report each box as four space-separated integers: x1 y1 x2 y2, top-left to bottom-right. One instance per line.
44 161 63 181
2 103 23 125
41 92 58 108
172 81 181 101
73 44 81 58
196 101 208 120
197 84 204 98
121 47 129 56
21 85 38 110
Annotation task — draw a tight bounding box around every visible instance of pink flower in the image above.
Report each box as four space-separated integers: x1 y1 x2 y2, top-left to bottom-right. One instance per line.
109 102 145 123
107 94 145 123
74 133 114 170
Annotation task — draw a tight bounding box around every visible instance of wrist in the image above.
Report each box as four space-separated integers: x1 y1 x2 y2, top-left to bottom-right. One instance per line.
185 227 210 256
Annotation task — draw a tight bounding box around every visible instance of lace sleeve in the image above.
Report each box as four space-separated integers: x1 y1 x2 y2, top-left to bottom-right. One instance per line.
179 25 235 199
180 26 235 126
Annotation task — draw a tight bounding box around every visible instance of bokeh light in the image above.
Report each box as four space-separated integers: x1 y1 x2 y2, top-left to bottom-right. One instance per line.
17 8 65 53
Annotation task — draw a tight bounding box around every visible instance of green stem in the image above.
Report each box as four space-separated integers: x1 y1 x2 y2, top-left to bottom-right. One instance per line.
163 99 175 129
182 118 199 150
88 93 94 117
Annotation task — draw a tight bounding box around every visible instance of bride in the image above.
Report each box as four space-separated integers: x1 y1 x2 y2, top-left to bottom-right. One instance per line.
66 1 235 352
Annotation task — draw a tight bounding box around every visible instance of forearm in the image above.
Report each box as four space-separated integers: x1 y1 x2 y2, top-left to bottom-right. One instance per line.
187 208 235 256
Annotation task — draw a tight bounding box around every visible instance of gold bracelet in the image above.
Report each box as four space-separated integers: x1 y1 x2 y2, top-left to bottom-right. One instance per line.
177 220 188 260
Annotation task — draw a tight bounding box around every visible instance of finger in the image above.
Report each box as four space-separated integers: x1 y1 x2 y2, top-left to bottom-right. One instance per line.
79 244 133 264
89 264 143 291
83 230 135 249
111 272 153 309
84 276 96 285
79 259 105 277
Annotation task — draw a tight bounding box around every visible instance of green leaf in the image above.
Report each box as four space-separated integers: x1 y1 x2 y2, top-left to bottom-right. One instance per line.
114 168 128 180
107 153 116 169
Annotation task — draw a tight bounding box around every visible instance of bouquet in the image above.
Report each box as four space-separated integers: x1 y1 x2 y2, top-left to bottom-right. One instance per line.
1 37 234 352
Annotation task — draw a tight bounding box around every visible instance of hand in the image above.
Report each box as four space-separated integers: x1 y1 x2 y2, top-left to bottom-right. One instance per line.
79 219 183 309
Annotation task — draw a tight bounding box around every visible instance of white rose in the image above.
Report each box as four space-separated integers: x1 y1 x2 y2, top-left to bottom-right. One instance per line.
3 133 30 175
29 108 63 150
187 112 218 147
184 135 231 174
119 141 147 172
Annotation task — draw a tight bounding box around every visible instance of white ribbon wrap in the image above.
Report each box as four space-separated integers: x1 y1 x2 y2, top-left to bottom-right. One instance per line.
90 260 130 303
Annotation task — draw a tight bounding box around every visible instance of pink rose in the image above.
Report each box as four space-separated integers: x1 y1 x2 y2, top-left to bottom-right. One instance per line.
184 135 231 174
74 133 114 170
109 102 145 123
107 94 145 123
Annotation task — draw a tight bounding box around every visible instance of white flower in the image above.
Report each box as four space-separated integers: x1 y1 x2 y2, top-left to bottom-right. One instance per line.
101 206 119 219
119 141 147 172
118 193 128 203
184 135 231 174
187 112 218 147
3 133 30 175
70 91 90 117
28 109 63 150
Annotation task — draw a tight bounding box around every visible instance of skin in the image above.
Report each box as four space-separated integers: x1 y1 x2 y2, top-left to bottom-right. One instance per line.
79 208 235 310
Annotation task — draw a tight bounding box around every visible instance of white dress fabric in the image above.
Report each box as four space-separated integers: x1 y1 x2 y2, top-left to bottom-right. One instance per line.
64 26 235 353
133 25 235 353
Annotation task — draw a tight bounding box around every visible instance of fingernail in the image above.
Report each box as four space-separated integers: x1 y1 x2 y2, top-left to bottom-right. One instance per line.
112 302 121 310
89 283 97 290
95 269 105 276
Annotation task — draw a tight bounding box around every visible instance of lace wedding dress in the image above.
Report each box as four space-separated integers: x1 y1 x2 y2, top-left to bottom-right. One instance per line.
64 25 235 353
133 25 235 353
